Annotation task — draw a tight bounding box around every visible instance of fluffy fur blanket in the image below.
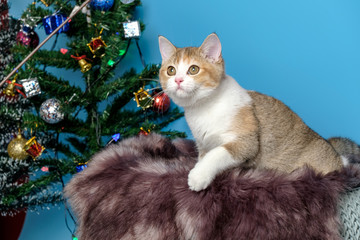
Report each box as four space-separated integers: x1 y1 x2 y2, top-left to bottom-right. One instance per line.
64 134 360 240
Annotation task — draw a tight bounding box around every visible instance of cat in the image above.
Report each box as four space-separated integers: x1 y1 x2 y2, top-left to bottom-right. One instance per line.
328 137 360 164
158 33 345 192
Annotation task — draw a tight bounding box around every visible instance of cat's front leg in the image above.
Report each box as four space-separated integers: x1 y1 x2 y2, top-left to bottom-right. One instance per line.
188 146 238 191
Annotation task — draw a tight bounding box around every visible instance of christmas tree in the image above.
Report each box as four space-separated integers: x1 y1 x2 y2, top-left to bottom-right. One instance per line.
0 0 185 217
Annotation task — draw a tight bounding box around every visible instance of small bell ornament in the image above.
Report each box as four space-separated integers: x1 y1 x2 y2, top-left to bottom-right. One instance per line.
0 77 27 102
24 136 45 160
71 55 92 73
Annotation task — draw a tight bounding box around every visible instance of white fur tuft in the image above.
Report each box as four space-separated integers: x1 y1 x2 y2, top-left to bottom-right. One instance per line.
341 156 349 166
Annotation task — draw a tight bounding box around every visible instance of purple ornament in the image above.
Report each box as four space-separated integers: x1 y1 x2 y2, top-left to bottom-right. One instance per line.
16 25 39 48
90 0 114 11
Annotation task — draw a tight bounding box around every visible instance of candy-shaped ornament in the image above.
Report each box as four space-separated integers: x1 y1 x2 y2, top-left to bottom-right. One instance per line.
42 13 69 35
16 24 39 48
90 0 114 11
40 98 64 124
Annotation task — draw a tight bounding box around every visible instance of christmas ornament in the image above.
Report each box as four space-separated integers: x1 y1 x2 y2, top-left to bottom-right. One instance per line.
90 0 114 11
0 78 26 102
133 87 153 110
20 78 42 97
76 162 88 173
16 24 39 48
7 134 29 160
60 48 68 54
41 166 49 172
71 55 92 73
42 13 70 35
82 4 91 25
138 127 151 136
152 91 170 113
120 0 135 4
122 21 141 38
24 136 45 160
40 98 64 124
87 36 107 58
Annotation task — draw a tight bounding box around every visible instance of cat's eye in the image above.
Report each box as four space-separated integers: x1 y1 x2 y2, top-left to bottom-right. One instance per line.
188 65 200 75
167 66 176 76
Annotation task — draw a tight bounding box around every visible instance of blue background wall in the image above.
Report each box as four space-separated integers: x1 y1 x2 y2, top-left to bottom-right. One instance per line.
7 0 360 239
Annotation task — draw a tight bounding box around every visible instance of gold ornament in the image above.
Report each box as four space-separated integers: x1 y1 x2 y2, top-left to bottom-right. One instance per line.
7 134 29 160
3 79 16 96
133 87 153 110
78 59 92 73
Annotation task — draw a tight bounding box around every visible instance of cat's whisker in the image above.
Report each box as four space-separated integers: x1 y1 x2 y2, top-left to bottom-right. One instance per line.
147 86 162 92
138 78 160 82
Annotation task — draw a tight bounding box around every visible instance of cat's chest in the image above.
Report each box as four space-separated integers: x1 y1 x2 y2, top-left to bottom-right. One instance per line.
185 83 252 148
185 101 233 139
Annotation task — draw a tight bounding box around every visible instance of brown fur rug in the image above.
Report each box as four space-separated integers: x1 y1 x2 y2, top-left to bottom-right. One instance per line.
64 134 360 240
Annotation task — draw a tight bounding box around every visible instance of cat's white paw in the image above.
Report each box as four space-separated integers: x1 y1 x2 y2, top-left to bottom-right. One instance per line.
188 167 214 192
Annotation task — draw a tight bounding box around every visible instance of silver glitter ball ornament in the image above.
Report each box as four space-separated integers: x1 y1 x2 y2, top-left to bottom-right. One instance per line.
40 98 64 124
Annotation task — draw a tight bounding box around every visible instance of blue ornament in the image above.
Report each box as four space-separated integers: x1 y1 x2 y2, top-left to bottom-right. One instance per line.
76 163 88 173
90 0 114 11
42 14 69 35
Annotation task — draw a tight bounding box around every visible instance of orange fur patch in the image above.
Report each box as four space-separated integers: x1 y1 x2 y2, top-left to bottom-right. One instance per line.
224 106 260 165
160 47 225 89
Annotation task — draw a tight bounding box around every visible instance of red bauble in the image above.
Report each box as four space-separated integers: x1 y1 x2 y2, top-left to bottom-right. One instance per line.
152 91 170 113
16 30 39 48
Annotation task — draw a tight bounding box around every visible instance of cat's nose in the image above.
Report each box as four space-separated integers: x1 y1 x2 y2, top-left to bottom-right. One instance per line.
175 77 184 86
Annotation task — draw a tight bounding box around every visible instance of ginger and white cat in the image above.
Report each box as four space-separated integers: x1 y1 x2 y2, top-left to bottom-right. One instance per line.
158 33 344 192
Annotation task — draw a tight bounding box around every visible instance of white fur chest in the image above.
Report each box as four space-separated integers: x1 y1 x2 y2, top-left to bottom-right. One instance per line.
184 75 252 152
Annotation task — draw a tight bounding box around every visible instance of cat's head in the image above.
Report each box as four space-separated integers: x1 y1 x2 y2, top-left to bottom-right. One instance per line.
158 33 225 107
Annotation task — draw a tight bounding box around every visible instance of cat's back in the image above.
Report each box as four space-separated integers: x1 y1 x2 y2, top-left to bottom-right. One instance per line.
247 91 306 135
246 91 343 173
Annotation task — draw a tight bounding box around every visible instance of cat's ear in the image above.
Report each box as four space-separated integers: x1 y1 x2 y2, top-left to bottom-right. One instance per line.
159 36 176 62
200 33 222 63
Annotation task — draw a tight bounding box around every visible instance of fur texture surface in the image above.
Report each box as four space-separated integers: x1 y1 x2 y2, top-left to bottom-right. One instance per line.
64 134 360 240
